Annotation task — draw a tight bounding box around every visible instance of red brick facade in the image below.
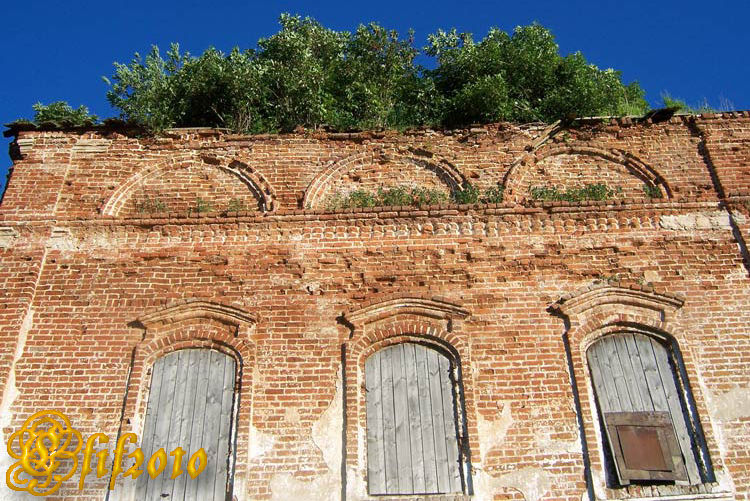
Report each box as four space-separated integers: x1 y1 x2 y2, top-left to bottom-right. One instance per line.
1 113 749 500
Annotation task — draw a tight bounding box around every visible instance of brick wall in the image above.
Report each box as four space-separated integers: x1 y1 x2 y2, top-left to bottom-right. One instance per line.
1 113 750 500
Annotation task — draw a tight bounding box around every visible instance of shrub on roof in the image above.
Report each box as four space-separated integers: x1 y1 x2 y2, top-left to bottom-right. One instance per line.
30 101 98 127
103 15 648 132
15 14 650 133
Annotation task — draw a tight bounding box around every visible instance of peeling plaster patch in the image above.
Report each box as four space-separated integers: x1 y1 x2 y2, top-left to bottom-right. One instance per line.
0 308 37 501
688 369 736 496
253 366 264 388
269 472 339 501
591 468 608 501
659 211 732 230
233 476 247 501
345 465 367 501
317 325 339 339
312 369 343 472
0 227 19 248
271 370 342 501
712 386 750 421
304 299 344 339
477 401 513 463
643 270 661 283
49 227 77 251
495 467 551 501
534 429 580 455
473 467 551 501
0 307 32 432
248 423 275 460
285 407 301 425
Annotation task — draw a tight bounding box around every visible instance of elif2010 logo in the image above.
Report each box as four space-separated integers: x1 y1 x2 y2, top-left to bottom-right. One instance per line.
6 410 207 496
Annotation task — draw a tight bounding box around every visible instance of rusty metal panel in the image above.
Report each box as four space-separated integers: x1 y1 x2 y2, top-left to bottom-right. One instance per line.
618 425 669 471
604 411 688 483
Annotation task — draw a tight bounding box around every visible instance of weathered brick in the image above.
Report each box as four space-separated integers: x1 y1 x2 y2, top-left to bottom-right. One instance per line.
1 116 749 500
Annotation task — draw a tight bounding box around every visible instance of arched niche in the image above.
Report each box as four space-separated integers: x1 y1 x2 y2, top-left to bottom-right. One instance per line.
504 146 672 203
101 159 277 217
303 151 468 209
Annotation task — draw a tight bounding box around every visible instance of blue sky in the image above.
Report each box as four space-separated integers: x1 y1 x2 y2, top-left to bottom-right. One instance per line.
1 0 748 194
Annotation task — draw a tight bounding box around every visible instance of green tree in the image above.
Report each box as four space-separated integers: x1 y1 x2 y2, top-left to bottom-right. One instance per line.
105 44 185 130
332 24 432 129
254 14 346 131
426 24 648 125
102 15 650 133
168 47 267 132
106 44 269 132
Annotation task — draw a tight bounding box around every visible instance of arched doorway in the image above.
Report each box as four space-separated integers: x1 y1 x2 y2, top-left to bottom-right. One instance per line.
135 348 237 500
364 342 466 495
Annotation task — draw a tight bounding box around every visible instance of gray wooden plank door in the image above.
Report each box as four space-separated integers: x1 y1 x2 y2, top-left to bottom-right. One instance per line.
587 333 701 484
365 343 463 495
136 349 236 501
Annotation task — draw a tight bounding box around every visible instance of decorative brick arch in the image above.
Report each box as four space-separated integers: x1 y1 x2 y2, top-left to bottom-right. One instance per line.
340 295 478 498
552 282 685 331
551 283 727 499
303 150 468 209
101 157 277 216
117 299 257 498
503 145 673 202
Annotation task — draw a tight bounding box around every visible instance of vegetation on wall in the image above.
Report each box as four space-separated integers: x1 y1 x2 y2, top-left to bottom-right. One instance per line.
529 183 621 202
133 196 167 214
425 26 647 125
660 92 725 115
14 102 99 128
15 14 652 133
642 184 663 199
323 182 505 210
325 186 449 210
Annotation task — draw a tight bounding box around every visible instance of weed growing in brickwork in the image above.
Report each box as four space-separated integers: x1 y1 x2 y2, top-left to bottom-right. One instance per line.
452 183 479 204
350 190 379 207
325 186 449 210
661 92 734 115
603 273 621 283
191 197 213 214
530 183 621 202
377 187 414 206
482 184 505 203
324 183 505 209
452 182 505 204
226 198 247 212
32 102 98 127
134 196 167 214
643 184 663 199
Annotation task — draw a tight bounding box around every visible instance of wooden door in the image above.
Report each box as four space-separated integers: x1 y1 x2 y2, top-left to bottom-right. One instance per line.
365 343 464 495
135 349 237 500
587 333 701 484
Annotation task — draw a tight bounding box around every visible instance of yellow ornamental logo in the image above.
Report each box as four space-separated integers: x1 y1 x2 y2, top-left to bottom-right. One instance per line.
6 410 83 496
5 410 207 496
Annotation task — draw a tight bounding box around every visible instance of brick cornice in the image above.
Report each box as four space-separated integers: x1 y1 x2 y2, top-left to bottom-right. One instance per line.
345 295 469 327
551 282 685 319
137 298 256 333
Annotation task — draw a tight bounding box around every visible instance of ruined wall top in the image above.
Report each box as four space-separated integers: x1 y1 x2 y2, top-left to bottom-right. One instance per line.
2 113 749 223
